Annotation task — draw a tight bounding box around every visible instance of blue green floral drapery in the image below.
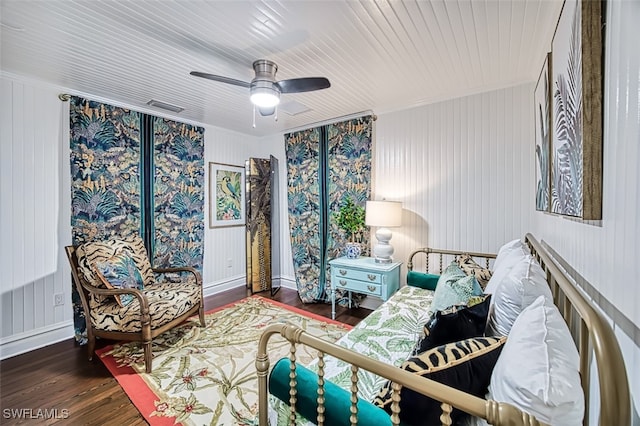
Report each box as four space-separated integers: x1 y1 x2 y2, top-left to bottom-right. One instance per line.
69 96 204 343
285 115 372 304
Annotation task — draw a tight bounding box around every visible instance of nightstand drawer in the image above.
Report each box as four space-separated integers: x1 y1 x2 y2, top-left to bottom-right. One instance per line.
334 278 382 296
334 267 382 284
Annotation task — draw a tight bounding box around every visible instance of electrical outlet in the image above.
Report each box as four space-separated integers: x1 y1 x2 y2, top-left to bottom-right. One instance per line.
54 293 64 306
226 259 233 268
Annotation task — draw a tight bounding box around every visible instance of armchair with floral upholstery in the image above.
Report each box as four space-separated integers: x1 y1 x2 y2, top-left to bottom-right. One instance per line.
65 235 205 373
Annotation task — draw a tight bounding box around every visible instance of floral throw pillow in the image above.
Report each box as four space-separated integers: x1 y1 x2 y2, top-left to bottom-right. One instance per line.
93 252 145 307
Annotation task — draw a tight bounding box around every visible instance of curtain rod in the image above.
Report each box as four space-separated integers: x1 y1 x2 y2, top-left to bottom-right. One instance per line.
58 93 70 101
283 110 376 134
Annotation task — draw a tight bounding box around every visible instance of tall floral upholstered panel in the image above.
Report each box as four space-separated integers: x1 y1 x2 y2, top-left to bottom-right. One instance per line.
69 97 204 343
151 116 204 272
285 127 323 303
285 115 372 305
326 116 372 305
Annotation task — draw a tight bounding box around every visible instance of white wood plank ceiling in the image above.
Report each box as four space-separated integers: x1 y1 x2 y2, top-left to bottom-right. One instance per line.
1 0 562 136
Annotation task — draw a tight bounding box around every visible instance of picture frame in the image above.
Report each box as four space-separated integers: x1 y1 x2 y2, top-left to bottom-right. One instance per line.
209 162 246 228
550 0 603 219
534 52 552 212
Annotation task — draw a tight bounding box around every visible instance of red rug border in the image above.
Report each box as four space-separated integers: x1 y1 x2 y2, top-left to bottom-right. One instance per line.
95 296 352 425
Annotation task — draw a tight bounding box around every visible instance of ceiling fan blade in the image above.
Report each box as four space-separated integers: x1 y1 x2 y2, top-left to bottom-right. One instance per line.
276 77 330 94
258 106 275 116
190 71 251 88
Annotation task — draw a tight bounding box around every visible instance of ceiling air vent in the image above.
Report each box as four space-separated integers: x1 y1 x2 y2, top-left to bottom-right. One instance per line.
279 100 311 116
146 99 184 113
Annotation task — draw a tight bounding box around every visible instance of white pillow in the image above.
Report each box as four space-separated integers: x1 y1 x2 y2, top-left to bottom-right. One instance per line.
483 242 529 295
492 238 528 271
486 254 553 336
488 296 584 425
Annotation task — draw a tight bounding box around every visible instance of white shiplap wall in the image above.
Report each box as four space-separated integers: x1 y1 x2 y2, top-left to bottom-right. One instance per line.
0 77 74 355
374 84 535 281
202 125 281 292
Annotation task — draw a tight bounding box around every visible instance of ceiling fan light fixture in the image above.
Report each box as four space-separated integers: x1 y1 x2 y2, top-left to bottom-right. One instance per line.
250 82 280 108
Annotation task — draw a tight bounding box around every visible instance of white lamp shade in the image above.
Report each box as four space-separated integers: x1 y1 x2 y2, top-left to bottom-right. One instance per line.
365 201 402 227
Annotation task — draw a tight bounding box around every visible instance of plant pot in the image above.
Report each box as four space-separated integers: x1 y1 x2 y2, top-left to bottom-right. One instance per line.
344 242 362 259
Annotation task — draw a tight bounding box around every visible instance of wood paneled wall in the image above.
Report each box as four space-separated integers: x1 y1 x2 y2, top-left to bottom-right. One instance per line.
374 84 535 270
0 77 74 356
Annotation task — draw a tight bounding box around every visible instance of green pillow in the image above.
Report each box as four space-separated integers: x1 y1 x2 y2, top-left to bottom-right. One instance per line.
406 271 440 290
269 358 397 426
429 262 483 315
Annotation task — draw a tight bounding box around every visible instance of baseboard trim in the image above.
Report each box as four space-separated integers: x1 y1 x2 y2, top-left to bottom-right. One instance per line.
0 321 75 360
202 275 247 297
280 276 296 290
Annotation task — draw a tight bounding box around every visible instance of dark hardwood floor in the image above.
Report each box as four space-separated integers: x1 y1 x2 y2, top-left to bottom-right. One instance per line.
0 287 371 425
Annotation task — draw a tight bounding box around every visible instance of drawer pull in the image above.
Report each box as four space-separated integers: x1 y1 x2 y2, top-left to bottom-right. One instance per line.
339 269 348 276
367 274 377 281
367 285 377 292
339 280 347 286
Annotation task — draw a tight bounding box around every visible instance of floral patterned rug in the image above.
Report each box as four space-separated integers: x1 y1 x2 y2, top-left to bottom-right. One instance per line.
96 296 352 425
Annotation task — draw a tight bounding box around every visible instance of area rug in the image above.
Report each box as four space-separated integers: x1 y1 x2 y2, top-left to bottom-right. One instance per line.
96 296 351 425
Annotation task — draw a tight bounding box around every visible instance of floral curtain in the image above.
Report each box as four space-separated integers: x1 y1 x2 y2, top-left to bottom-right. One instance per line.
151 116 205 270
69 96 204 343
285 115 372 304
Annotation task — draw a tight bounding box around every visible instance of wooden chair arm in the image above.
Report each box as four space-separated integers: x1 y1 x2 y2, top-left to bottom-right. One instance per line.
152 267 202 286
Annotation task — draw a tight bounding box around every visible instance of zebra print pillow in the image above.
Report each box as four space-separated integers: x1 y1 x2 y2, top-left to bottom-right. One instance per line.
373 336 506 426
458 254 493 289
76 235 155 288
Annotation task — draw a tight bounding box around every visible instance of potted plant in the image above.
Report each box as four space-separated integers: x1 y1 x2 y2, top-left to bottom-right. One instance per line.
336 197 366 258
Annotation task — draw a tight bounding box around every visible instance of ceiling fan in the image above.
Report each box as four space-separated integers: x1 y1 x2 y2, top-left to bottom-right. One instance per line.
190 59 330 118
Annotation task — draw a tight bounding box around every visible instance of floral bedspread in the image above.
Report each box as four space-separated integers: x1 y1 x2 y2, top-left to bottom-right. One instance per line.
269 285 434 425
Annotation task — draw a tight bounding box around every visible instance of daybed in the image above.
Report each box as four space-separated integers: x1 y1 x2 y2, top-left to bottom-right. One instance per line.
256 234 631 426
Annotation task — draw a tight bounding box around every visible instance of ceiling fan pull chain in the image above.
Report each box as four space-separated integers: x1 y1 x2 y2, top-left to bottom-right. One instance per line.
253 104 256 128
275 105 278 122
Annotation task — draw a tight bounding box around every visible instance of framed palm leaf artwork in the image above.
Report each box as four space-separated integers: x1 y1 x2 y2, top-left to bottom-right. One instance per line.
535 52 551 212
209 162 246 228
550 0 603 219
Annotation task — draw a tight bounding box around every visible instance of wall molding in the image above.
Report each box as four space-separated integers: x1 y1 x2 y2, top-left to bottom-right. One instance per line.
202 275 246 297
0 321 74 360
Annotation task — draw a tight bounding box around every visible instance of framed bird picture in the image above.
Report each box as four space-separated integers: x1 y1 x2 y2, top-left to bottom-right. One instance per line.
209 162 246 228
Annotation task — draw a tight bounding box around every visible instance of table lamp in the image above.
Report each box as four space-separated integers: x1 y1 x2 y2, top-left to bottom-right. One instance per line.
365 200 402 263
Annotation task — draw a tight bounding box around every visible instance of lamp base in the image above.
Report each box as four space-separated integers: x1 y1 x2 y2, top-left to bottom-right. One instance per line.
372 227 394 264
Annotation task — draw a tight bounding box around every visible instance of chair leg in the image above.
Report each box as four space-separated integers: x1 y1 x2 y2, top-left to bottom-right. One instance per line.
199 305 205 327
143 341 152 373
87 329 96 361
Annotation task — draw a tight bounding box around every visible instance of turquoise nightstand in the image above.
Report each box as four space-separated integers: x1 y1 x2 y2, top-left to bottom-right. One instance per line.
328 257 401 320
